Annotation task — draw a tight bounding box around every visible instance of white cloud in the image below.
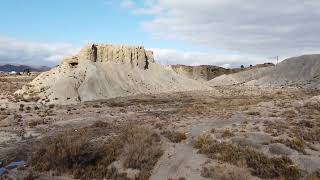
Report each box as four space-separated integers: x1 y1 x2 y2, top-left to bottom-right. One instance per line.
0 36 79 66
120 0 135 8
131 0 320 57
150 48 272 68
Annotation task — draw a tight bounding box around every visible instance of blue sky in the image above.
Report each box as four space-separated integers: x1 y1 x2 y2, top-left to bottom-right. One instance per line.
0 0 319 67
1 0 151 46
0 0 199 50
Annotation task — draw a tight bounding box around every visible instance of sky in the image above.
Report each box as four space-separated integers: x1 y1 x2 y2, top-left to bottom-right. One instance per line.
0 0 319 68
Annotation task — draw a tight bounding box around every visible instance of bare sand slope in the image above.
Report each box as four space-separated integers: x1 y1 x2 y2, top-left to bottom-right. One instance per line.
208 66 272 86
209 54 320 88
17 44 214 104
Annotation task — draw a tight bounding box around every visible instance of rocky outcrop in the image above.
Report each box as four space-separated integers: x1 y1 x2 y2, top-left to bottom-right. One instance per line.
62 44 154 69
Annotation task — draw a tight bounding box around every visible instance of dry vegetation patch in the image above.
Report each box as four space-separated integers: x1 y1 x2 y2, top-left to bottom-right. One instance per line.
273 138 306 154
194 135 302 179
29 125 163 179
221 129 235 138
121 127 163 179
161 130 187 143
201 164 251 180
177 104 209 116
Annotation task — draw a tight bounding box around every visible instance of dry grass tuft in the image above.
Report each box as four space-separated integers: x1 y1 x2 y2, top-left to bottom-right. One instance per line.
246 111 261 116
91 120 111 128
121 127 163 178
29 125 163 179
194 135 301 179
292 125 320 143
221 129 235 138
161 130 187 143
178 104 209 116
28 119 46 128
281 109 298 118
273 138 306 154
201 164 251 180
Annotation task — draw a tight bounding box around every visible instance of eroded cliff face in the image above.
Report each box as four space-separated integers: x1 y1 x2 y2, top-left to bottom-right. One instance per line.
171 65 230 81
172 63 275 81
62 44 154 69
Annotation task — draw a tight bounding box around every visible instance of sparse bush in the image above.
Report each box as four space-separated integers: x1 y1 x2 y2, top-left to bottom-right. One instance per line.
194 135 301 179
194 134 213 149
263 120 288 136
221 129 235 138
29 130 110 175
292 126 320 143
161 130 187 143
29 125 163 179
48 104 55 109
92 121 110 128
273 138 306 154
246 111 260 116
178 104 209 116
19 104 24 111
92 104 102 108
121 127 163 178
281 110 297 118
201 164 251 180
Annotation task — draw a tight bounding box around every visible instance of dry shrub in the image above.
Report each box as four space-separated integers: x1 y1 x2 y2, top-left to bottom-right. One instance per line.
92 120 110 128
30 126 162 179
28 119 46 128
194 135 301 179
281 110 298 118
161 130 187 143
29 129 119 179
121 127 163 179
273 138 306 154
168 177 186 180
246 111 260 116
201 164 251 180
48 104 55 109
221 129 235 138
292 126 320 143
194 134 213 149
178 104 209 116
263 120 288 136
295 120 316 128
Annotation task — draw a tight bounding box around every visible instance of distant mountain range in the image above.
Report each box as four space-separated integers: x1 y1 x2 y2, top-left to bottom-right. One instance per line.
0 64 51 72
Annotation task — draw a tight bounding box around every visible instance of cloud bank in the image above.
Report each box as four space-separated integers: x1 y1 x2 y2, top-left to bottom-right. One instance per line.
0 36 78 66
129 0 320 57
151 48 269 68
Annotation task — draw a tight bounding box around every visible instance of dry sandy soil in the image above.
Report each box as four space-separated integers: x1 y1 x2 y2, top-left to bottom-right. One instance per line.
0 74 320 180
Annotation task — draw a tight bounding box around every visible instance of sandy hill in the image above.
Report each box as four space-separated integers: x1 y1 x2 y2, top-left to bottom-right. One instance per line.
171 63 274 81
209 54 320 89
17 44 213 104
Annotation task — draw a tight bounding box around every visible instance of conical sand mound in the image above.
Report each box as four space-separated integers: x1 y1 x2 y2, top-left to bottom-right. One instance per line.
209 54 320 89
17 44 214 104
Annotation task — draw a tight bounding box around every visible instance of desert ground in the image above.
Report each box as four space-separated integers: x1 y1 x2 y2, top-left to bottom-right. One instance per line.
1 45 320 180
0 72 320 180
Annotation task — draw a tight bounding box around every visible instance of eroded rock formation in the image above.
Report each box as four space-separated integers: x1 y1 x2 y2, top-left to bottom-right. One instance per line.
62 44 154 69
172 63 275 81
